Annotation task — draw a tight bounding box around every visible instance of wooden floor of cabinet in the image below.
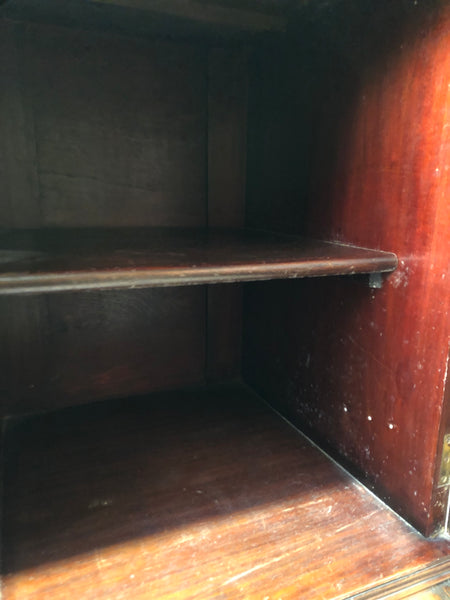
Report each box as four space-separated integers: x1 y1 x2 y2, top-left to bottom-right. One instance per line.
2 383 449 600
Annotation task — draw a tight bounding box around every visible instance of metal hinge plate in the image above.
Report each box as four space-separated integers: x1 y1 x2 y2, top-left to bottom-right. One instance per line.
438 434 450 488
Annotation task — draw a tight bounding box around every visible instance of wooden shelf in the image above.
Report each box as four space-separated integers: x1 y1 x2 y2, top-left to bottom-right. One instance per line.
2 384 449 600
0 228 397 295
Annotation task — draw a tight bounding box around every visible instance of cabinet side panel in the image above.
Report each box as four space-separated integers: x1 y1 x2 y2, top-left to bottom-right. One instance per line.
244 1 450 534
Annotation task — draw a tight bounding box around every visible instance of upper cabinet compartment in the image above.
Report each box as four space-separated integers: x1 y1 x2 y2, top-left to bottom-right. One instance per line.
0 0 397 296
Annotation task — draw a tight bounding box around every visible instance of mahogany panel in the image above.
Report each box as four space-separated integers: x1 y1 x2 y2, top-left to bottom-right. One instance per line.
0 227 397 295
244 1 450 534
304 0 450 536
2 384 449 600
0 287 205 416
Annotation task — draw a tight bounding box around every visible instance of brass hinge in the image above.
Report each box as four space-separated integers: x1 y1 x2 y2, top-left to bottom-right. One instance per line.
438 434 450 488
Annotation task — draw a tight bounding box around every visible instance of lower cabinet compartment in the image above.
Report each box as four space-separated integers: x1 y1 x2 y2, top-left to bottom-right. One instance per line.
2 383 449 600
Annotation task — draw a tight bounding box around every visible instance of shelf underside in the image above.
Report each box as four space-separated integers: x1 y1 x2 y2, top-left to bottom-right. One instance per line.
3 384 448 600
0 228 397 294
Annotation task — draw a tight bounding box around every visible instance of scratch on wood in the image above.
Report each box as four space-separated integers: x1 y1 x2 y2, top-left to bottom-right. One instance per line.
347 335 393 375
334 510 379 534
223 556 286 585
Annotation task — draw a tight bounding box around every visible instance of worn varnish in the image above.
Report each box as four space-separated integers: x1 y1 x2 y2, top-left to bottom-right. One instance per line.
2 384 449 600
244 1 450 535
0 227 397 294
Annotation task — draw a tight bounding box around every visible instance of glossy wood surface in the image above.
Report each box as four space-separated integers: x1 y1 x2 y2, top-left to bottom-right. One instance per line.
305 0 450 536
244 1 450 535
3 384 449 600
0 227 397 295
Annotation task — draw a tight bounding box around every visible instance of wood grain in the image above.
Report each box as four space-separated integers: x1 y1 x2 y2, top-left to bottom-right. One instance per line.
0 228 397 295
0 287 206 416
2 384 449 600
244 0 450 535
29 25 206 227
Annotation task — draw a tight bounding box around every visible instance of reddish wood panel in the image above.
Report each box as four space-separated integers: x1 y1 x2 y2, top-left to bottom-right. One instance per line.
244 2 450 534
305 1 450 535
3 384 449 600
0 287 206 416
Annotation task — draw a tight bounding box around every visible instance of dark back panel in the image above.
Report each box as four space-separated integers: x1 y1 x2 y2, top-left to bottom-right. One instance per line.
0 19 208 414
244 0 450 535
0 20 207 227
0 288 206 415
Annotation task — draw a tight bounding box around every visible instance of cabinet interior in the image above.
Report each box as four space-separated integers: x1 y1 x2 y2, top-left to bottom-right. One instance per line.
0 1 449 598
